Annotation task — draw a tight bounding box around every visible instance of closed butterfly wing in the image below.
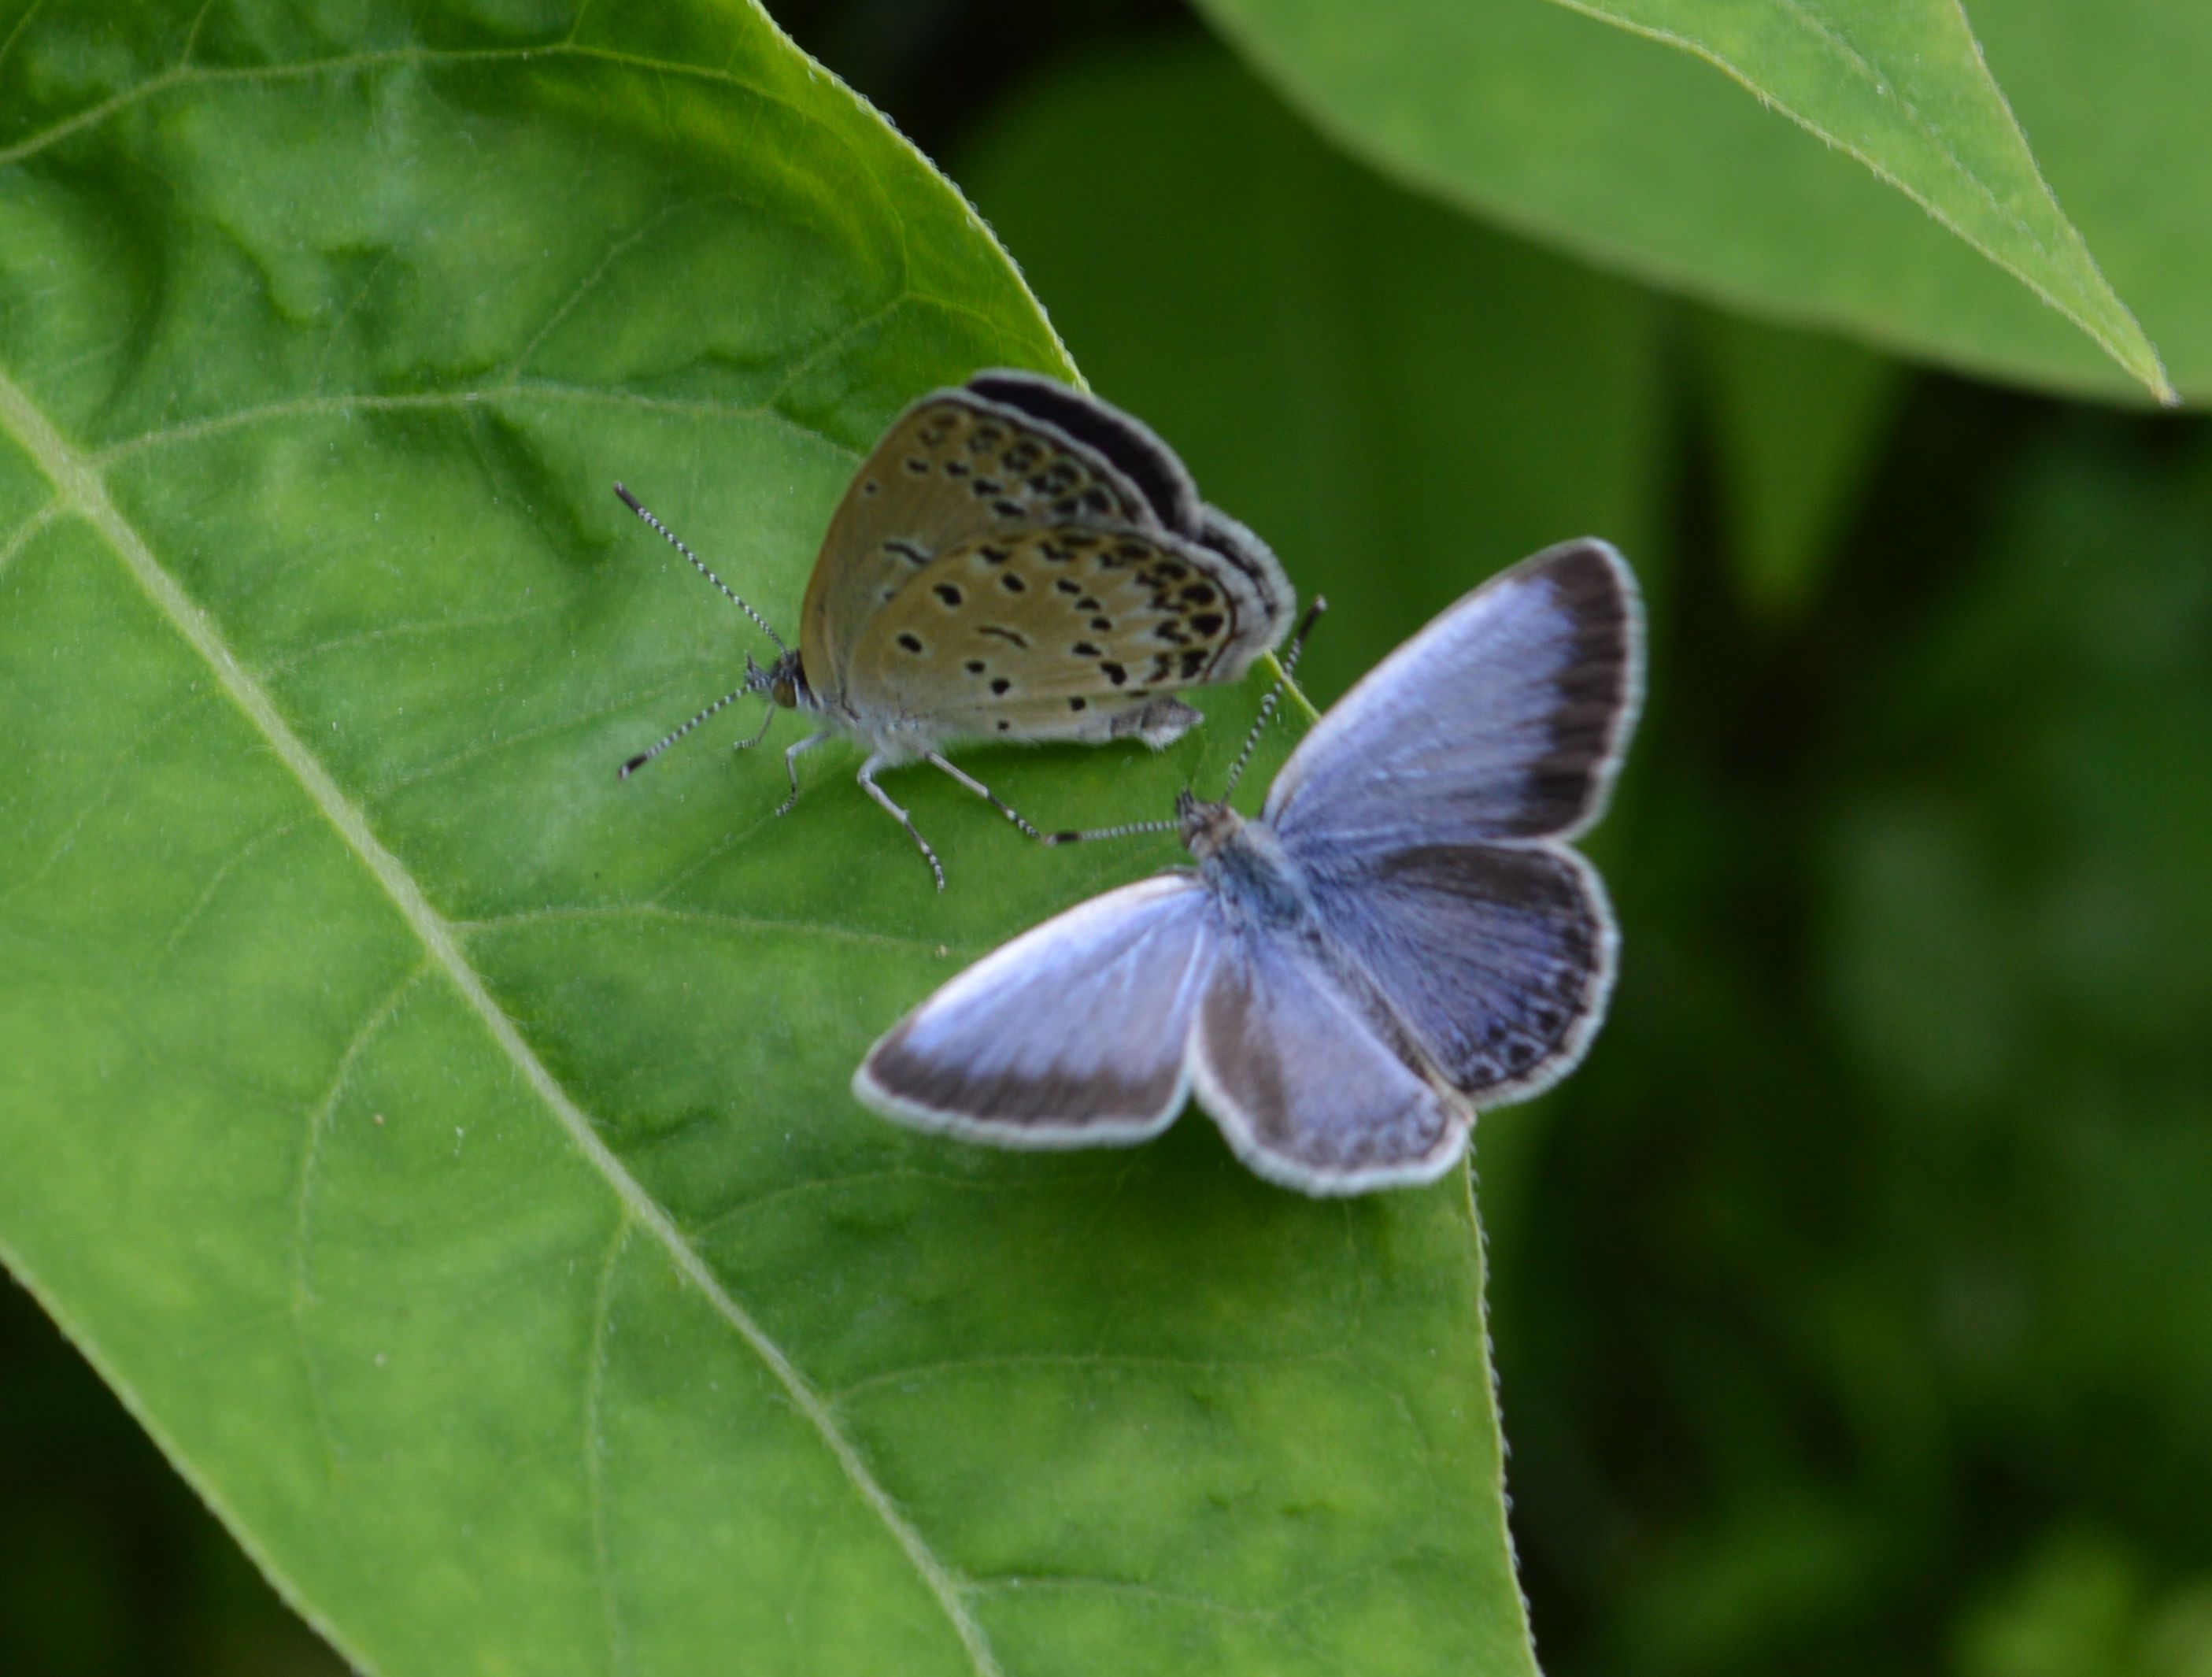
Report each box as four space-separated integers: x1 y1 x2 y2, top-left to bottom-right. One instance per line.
964 371 1202 531
844 524 1289 746
1189 922 1467 1194
1265 539 1642 850
803 378 1194 697
965 372 1291 631
856 876 1216 1144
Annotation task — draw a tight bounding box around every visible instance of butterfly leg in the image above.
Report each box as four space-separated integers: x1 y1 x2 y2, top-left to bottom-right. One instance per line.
777 729 831 817
856 753 947 891
731 705 776 753
923 753 1048 844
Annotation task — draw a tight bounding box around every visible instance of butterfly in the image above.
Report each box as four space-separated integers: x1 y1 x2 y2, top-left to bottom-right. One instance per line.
616 371 1296 888
853 539 1643 1194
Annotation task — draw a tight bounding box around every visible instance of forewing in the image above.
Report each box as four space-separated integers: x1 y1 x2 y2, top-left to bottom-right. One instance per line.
1300 838 1618 1105
1266 539 1642 849
854 876 1215 1146
845 524 1289 738
801 387 1155 692
964 378 1296 636
1189 924 1468 1195
963 370 1201 532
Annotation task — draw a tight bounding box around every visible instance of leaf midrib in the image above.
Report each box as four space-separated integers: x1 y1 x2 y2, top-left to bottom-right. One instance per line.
0 365 1003 1677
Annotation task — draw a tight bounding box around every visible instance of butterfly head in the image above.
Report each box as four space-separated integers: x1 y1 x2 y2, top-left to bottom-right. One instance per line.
1175 789 1243 861
745 650 808 712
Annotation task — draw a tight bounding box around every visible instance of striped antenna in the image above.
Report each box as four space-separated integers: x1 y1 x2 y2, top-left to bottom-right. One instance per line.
615 483 788 653
620 679 776 779
1041 815 1178 848
1220 595 1325 799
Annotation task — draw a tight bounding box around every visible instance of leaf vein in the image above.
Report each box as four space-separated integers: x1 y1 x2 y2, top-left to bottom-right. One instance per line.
291 962 431 1481
0 499 62 580
585 1215 635 1677
0 365 1003 1677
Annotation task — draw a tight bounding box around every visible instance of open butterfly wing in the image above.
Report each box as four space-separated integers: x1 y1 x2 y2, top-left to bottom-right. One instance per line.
1189 923 1467 1194
1264 539 1642 850
855 876 1216 1146
1294 839 1618 1106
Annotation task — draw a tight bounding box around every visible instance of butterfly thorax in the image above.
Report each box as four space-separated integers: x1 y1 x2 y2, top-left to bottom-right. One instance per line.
1180 794 1311 931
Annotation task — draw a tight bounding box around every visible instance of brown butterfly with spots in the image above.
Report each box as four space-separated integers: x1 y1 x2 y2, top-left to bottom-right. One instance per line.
616 371 1296 887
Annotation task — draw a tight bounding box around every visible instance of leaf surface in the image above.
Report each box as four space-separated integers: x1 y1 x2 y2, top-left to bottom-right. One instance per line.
0 4 1533 1674
1196 0 2194 402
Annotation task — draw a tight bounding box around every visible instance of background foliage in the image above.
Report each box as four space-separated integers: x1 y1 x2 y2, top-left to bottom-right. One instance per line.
5 2 2209 1675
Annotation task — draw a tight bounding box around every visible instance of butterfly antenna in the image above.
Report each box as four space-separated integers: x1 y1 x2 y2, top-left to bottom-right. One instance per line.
615 483 789 653
1221 596 1326 799
1041 816 1179 848
619 679 775 779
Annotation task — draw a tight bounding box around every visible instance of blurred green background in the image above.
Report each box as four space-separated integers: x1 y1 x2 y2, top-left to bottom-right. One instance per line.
6 3 2208 1674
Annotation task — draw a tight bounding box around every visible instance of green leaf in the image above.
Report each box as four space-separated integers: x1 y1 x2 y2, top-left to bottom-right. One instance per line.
1193 0 2188 403
0 4 1533 1675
